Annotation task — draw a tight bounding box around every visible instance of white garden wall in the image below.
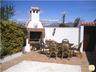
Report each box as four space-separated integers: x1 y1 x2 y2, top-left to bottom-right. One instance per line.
44 27 79 45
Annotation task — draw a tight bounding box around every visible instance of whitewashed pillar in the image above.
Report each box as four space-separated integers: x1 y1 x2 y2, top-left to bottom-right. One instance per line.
79 25 84 53
24 38 31 53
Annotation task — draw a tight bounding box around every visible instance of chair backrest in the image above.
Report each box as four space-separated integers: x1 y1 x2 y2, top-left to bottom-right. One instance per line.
46 40 57 52
45 40 51 46
62 39 69 43
62 43 70 51
62 39 70 51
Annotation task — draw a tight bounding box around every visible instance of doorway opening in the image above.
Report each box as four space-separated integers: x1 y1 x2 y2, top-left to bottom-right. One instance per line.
83 26 96 52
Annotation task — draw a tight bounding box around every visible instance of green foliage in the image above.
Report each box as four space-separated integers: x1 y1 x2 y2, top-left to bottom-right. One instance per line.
59 23 69 27
62 13 65 24
0 20 26 57
73 17 80 27
94 19 96 22
0 4 14 20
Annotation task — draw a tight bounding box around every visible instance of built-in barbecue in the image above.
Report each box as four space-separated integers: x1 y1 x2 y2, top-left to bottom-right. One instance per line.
27 7 45 44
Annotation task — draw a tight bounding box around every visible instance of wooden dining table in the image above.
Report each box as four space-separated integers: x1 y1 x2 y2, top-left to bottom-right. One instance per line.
44 40 74 59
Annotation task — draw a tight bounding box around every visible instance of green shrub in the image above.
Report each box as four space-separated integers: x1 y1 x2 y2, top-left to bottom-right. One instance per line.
0 20 26 57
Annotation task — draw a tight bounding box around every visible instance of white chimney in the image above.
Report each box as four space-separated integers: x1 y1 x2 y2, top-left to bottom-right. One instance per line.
31 7 40 21
27 7 43 28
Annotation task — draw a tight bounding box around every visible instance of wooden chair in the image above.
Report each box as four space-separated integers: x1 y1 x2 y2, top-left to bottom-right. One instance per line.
70 42 82 57
57 43 62 57
39 39 45 51
45 40 58 59
39 39 50 55
61 39 70 59
41 40 53 55
49 41 58 59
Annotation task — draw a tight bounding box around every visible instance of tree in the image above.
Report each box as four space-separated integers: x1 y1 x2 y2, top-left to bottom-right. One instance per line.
93 19 96 22
0 20 25 57
59 23 69 27
73 17 80 27
59 13 69 27
0 4 14 20
0 1 26 58
62 13 65 24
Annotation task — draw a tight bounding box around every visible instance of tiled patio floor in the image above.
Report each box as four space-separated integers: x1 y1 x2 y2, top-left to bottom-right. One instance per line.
3 61 81 72
0 51 89 72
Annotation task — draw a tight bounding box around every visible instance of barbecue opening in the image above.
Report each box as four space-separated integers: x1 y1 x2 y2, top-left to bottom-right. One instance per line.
30 31 42 41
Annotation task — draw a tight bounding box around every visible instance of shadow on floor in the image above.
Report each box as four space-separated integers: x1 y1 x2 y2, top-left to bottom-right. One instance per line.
85 51 96 72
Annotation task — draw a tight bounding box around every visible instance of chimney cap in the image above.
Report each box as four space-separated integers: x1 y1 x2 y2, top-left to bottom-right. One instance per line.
31 7 40 11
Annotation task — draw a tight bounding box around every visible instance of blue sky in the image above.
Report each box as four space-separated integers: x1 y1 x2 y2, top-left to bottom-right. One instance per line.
2 0 96 22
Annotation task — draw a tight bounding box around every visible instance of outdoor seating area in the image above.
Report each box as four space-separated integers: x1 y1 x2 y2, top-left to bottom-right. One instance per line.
1 1 96 72
33 38 82 59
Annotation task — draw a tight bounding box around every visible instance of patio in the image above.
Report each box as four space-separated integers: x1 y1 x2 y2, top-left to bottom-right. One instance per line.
3 60 81 72
0 51 89 72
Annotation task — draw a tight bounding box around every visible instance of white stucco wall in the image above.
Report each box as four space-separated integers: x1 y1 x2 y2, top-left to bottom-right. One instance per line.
44 27 79 45
27 21 43 28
